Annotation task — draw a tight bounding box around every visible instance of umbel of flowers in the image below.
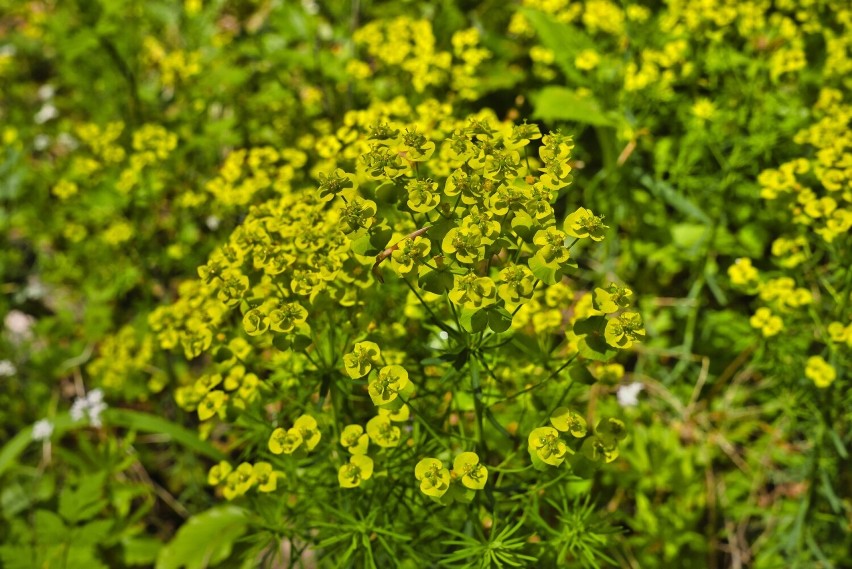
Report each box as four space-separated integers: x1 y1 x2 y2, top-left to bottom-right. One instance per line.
149 98 644 504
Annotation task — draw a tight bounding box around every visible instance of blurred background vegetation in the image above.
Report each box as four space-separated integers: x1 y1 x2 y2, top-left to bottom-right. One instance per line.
1 0 849 567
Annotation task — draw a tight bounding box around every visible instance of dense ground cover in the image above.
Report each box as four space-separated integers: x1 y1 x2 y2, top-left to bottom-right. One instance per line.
0 0 849 567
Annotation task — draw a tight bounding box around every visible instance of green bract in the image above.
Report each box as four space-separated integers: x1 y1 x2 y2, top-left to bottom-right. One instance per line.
338 455 374 488
452 452 488 490
415 458 451 498
550 407 588 438
344 341 382 379
528 426 570 467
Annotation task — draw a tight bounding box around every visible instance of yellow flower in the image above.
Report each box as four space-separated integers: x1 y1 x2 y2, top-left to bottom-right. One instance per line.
805 356 836 388
366 415 401 448
338 455 374 488
452 452 488 490
340 424 370 455
415 458 450 497
52 179 79 200
728 258 758 288
528 427 569 467
294 415 321 451
197 390 227 421
575 49 600 71
749 307 783 337
207 461 232 486
692 99 716 120
253 462 280 493
268 427 302 455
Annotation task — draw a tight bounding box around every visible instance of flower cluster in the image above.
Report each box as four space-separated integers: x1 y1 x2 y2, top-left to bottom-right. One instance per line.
145 97 642 514
730 90 850 391
415 452 488 503
527 408 625 472
70 389 108 428
207 460 281 500
352 18 491 99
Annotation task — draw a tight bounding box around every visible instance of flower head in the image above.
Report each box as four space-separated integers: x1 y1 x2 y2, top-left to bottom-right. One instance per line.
616 382 644 407
805 356 836 388
415 458 451 497
528 427 569 467
338 455 374 488
32 419 54 441
452 452 488 490
70 388 108 427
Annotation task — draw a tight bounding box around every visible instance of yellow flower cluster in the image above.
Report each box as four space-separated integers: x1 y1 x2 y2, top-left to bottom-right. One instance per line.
208 460 281 500
146 95 641 500
76 121 126 164
143 36 202 89
353 18 490 99
805 355 837 388
148 279 229 359
732 89 849 392
87 326 157 393
204 147 306 207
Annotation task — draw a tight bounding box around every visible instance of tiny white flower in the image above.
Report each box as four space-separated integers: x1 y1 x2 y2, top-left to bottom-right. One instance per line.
0 360 16 376
32 419 54 441
70 389 109 426
24 277 47 300
4 310 35 342
205 215 221 230
34 104 59 124
33 134 51 151
88 388 104 403
70 397 87 421
56 132 79 151
617 382 644 408
37 84 55 100
89 404 107 427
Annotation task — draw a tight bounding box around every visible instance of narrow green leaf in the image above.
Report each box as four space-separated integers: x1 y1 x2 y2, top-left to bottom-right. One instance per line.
104 409 225 461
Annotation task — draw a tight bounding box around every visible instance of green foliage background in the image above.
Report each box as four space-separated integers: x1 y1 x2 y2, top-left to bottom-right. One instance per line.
1 0 849 567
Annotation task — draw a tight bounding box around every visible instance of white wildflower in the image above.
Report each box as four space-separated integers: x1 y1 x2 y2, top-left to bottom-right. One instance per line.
617 382 644 408
34 104 59 124
56 132 79 151
38 84 55 100
32 419 54 441
33 134 51 151
4 310 35 342
0 360 15 376
70 388 108 427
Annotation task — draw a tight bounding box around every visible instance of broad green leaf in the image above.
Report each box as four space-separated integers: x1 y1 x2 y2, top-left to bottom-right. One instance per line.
459 307 488 333
532 87 615 128
671 223 708 251
0 546 35 569
577 335 618 362
156 506 248 569
34 510 67 545
59 472 107 523
520 8 594 84
528 253 561 285
123 536 164 566
573 316 606 337
418 266 454 295
487 307 513 333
